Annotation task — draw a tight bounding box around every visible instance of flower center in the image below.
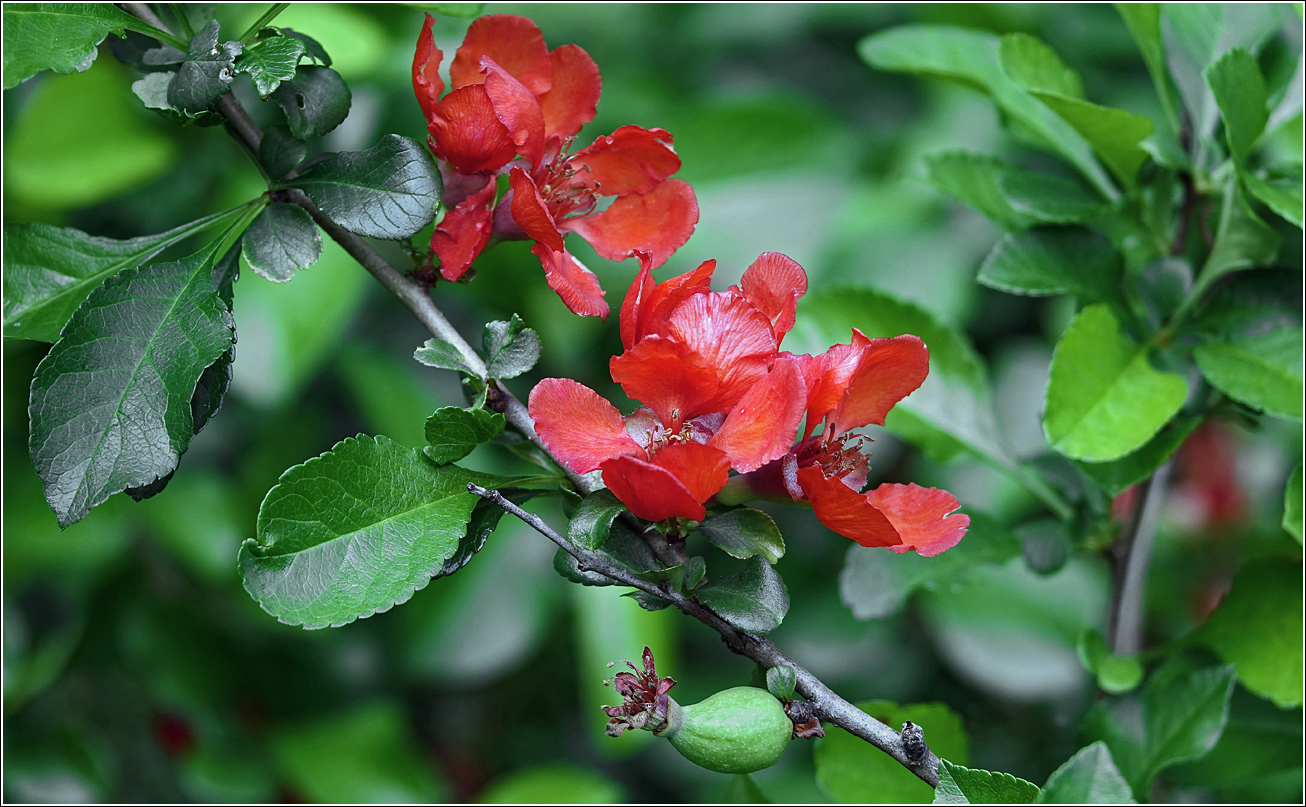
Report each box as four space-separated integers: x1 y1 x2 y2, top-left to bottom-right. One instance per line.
815 431 870 480
535 137 601 220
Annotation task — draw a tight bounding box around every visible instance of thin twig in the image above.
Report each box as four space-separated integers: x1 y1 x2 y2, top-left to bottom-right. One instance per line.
1108 461 1172 656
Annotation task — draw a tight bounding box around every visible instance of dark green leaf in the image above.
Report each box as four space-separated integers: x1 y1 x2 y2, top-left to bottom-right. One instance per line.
190 244 241 436
1031 93 1154 187
1242 172 1304 228
1200 180 1281 282
685 555 706 589
1043 304 1188 461
1074 414 1202 496
29 243 235 527
2 2 157 89
1138 256 1193 327
1193 327 1303 421
414 337 481 378
259 124 308 180
1198 559 1303 708
3 208 241 342
924 151 1035 231
697 508 785 563
234 34 305 97
1036 743 1135 804
423 405 505 464
934 760 1039 804
1206 48 1269 165
567 490 627 551
998 33 1083 98
765 665 796 701
293 134 441 239
129 69 216 125
1076 629 1144 695
438 488 538 580
240 435 486 628
998 169 1110 224
280 28 330 66
695 556 789 633
1140 664 1237 787
167 21 242 113
483 315 542 379
1286 463 1303 544
553 519 659 587
241 202 321 282
977 228 1122 300
272 65 350 140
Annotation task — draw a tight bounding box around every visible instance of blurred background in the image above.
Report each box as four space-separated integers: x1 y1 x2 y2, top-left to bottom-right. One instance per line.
3 3 1301 802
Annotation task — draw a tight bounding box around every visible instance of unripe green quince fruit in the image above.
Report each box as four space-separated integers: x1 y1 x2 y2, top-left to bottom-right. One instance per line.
657 686 792 774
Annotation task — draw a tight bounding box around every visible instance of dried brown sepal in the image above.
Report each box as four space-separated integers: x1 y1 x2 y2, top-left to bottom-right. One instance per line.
602 646 676 737
783 699 824 739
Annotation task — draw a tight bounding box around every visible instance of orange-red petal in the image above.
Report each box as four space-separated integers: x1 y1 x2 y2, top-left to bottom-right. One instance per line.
528 378 641 473
651 442 731 504
620 255 716 350
532 244 609 319
831 334 929 433
610 335 719 430
450 14 552 95
568 125 682 196
600 455 709 522
866 483 969 557
412 14 445 122
539 44 601 142
427 85 518 175
510 168 565 252
565 179 698 268
666 291 778 413
739 252 807 344
430 182 495 282
709 356 806 473
481 57 546 169
796 466 901 548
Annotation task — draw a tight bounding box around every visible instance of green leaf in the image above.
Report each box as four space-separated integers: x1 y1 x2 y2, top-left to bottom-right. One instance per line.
130 70 221 124
1076 629 1144 695
1242 172 1304 228
998 169 1110 224
402 3 486 18
977 228 1122 300
1074 414 1202 496
1031 93 1155 187
28 242 235 527
1198 559 1303 708
234 34 305 97
924 151 1035 231
1200 180 1281 283
567 489 627 551
697 508 786 563
553 519 660 587
998 33 1083 98
1036 743 1135 804
239 435 482 628
1138 663 1237 788
279 27 331 65
723 773 770 804
816 700 968 804
293 134 441 239
934 760 1039 804
2 2 159 89
413 337 481 378
1193 328 1303 421
694 556 789 633
438 488 538 581
272 65 351 140
765 665 797 701
1285 463 1303 544
1043 304 1188 462
3 208 241 342
480 764 623 804
240 203 321 282
167 20 242 113
1205 47 1270 166
1115 3 1182 132
423 406 505 464
259 124 308 180
483 315 541 379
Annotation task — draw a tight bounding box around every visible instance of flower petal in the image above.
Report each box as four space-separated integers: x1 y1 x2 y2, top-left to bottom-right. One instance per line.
412 14 445 122
620 253 716 350
532 244 609 319
653 442 731 504
450 14 552 95
430 182 495 282
667 291 778 413
709 356 806 472
528 378 641 473
564 179 698 268
801 329 871 436
866 483 969 557
427 85 518 175
481 57 546 169
510 167 565 251
739 252 808 344
601 452 715 522
831 334 930 433
568 125 682 196
539 44 601 142
610 335 719 430
796 466 901 548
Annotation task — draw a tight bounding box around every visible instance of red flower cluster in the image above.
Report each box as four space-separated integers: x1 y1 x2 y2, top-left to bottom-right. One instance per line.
412 14 698 318
529 253 969 555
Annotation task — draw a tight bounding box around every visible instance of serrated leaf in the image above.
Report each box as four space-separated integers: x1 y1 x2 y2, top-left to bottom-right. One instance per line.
765 665 796 701
1036 743 1135 804
934 760 1039 804
190 244 241 436
998 169 1110 224
1074 414 1202 496
240 435 485 628
1286 463 1303 544
28 243 235 527
567 489 627 551
1206 47 1269 166
1198 559 1303 708
423 406 505 464
1139 664 1236 787
482 315 541 379
977 228 1122 300
241 203 322 282
924 151 1035 231
167 20 242 113
1044 304 1188 462
694 556 789 633
697 508 785 563
293 134 441 239
1076 629 1144 695
1242 172 1304 228
272 65 350 140
1031 92 1155 187
413 337 481 377
998 33 1083 99
1193 327 1303 421
280 28 330 66
3 209 242 342
259 124 309 180
438 488 538 580
2 2 154 89
235 34 305 97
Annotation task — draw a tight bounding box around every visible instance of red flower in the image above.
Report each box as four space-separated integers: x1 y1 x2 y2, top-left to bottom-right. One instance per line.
412 14 698 318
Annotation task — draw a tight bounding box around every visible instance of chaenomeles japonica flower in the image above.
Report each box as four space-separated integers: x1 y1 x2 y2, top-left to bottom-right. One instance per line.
412 13 698 318
529 251 969 555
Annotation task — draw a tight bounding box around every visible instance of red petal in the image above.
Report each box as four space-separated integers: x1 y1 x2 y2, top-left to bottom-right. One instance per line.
430 182 495 282
510 168 565 251
528 378 641 472
600 455 708 522
481 57 546 168
709 356 806 472
831 334 929 433
802 329 873 435
653 442 731 504
568 125 681 196
610 335 719 430
739 252 808 344
620 255 716 350
412 14 445 122
666 291 778 413
565 179 698 268
532 244 609 319
796 466 901 548
619 251 658 351
539 44 601 142
450 14 552 95
427 85 517 175
866 483 969 557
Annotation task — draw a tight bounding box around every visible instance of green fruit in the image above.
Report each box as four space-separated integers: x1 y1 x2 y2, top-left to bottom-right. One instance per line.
658 686 792 774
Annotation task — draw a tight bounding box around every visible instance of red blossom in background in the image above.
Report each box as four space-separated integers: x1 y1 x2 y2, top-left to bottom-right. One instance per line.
412 14 698 318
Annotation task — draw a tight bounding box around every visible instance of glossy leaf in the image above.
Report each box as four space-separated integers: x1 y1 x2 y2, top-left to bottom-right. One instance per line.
423 406 505 464
1036 743 1134 804
567 489 627 551
765 665 796 701
998 169 1109 224
293 134 441 239
259 124 308 180
1031 93 1154 187
272 65 351 140
1242 172 1304 228
924 151 1034 231
934 760 1039 805
3 208 241 342
1193 328 1303 421
977 228 1122 300
414 337 480 378
697 508 786 563
280 28 331 66
483 315 541 379
1198 559 1303 707
2 2 157 89
553 519 660 586
1205 47 1269 165
1140 664 1237 788
234 34 305 97
1044 304 1188 462
241 202 321 282
167 21 242 113
694 556 789 633
438 488 538 580
1074 414 1202 497
240 435 489 628
1076 629 1144 695
1286 463 1303 544
998 33 1082 98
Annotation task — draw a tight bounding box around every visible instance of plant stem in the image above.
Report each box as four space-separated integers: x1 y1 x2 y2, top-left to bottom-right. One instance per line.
116 3 189 50
1107 461 1172 655
240 3 291 42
